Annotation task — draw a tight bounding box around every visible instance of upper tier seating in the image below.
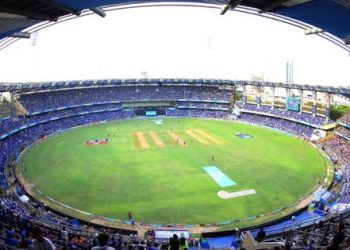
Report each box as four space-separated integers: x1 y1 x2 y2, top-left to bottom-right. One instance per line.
237 102 330 126
19 86 231 113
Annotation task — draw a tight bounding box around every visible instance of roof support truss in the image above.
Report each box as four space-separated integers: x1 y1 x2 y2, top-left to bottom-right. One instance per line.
0 5 55 21
35 0 81 16
259 0 290 13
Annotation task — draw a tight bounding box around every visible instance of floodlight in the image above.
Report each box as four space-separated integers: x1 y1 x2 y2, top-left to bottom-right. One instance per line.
305 27 324 35
220 0 242 15
10 32 31 39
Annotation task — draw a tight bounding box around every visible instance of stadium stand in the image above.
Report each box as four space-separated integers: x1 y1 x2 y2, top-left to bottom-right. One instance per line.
322 136 350 166
0 83 350 249
0 0 350 247
237 102 331 126
18 86 231 113
336 126 350 140
237 113 314 138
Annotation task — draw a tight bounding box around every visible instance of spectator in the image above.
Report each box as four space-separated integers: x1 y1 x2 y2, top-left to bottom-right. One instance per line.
61 226 68 241
256 227 266 243
179 233 188 250
5 229 19 248
32 227 55 250
169 234 180 250
92 233 115 250
327 226 346 250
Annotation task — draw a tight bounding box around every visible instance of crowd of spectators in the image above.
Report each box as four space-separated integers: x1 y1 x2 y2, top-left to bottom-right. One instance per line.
337 165 350 204
336 126 350 140
0 86 349 249
0 86 233 175
237 102 330 126
322 136 350 166
176 102 229 110
0 85 234 244
19 86 232 113
0 196 146 249
321 116 350 207
237 113 314 138
0 193 203 250
167 108 227 119
280 217 350 249
339 112 350 125
1 191 350 250
0 103 123 136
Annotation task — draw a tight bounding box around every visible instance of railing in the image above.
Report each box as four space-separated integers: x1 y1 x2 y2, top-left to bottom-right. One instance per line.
334 131 350 142
0 242 20 250
177 106 229 111
338 122 350 129
249 209 348 238
177 99 230 104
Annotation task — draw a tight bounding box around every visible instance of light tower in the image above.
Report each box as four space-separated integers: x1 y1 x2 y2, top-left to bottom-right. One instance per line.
286 61 294 84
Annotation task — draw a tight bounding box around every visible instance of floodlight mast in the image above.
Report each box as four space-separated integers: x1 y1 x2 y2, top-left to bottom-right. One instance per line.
90 7 106 18
220 0 242 15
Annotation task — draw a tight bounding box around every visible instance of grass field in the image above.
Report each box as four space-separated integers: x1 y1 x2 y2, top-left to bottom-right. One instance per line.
19 118 327 227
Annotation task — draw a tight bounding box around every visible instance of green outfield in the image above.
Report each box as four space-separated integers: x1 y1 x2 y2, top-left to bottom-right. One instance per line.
18 118 328 227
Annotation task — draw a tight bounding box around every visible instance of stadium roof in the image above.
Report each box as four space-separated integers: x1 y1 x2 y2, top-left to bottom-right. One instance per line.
0 0 350 51
1 78 350 94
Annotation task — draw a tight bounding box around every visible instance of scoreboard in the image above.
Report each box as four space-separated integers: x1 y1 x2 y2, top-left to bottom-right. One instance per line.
146 111 157 116
286 97 301 112
134 108 166 116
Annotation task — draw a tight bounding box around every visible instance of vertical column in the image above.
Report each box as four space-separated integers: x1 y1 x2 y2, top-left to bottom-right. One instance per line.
299 89 304 113
313 91 317 117
291 61 294 84
229 85 236 113
256 88 262 108
285 88 290 111
325 93 331 123
271 87 275 110
286 62 290 84
242 85 247 105
10 92 16 118
286 61 294 84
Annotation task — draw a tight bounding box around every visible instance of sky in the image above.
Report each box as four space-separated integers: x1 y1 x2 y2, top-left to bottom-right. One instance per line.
0 5 349 86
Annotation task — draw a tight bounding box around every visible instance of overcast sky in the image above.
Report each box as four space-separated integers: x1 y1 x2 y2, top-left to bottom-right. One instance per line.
0 6 349 86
